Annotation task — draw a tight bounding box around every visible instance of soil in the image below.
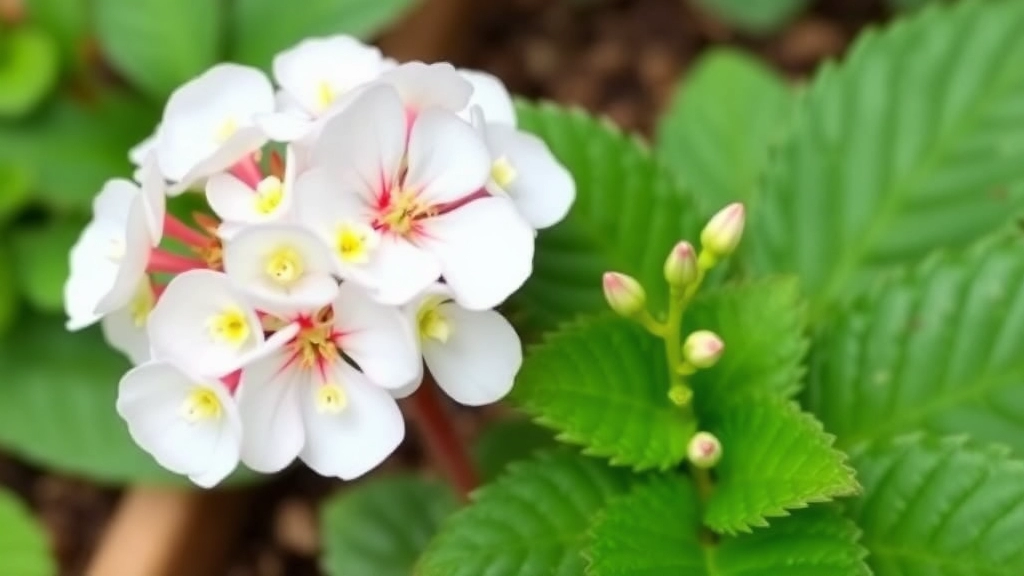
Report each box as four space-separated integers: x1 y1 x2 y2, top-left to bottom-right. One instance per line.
0 1 896 574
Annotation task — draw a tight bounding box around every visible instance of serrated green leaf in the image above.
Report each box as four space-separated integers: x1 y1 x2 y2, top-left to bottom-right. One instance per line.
230 0 416 70
687 278 808 407
806 236 1024 454
95 0 222 100
0 487 55 576
418 450 633 576
703 397 858 533
749 1 1024 317
513 101 703 332
849 434 1024 575
473 418 556 481
11 218 85 312
657 49 793 215
693 0 810 33
322 475 456 576
511 316 693 471
25 0 88 67
586 475 869 576
0 27 60 118
0 242 18 337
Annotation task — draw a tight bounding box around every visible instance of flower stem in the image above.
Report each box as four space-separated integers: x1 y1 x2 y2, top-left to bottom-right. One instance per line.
407 377 479 501
163 214 210 247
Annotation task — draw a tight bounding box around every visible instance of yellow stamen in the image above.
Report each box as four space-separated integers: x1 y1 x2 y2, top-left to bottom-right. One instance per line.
206 306 251 347
128 283 156 328
215 118 239 143
379 190 434 236
316 81 337 111
315 382 347 414
490 156 518 189
180 387 223 422
293 323 338 369
107 239 126 262
334 222 378 264
416 296 451 343
265 246 304 285
254 176 284 215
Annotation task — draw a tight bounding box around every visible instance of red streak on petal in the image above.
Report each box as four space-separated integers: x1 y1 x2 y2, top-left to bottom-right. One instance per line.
432 188 489 216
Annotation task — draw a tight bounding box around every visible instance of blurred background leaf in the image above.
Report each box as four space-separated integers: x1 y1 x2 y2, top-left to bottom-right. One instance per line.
23 0 88 70
11 217 84 312
0 27 60 118
692 0 812 34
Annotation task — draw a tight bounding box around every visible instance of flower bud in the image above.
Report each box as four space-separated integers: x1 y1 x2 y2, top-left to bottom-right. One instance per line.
687 431 722 469
663 241 698 288
682 330 724 369
602 272 646 317
700 203 745 258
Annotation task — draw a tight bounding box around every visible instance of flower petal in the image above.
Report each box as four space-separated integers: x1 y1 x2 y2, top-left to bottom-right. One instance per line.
137 154 167 245
273 35 386 116
361 235 441 306
485 123 575 229
379 61 472 113
333 282 420 389
460 69 515 126
95 197 153 316
237 349 306 473
405 108 490 206
100 280 155 365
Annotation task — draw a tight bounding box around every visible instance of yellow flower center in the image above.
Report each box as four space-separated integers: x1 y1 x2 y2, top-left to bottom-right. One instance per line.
254 176 284 215
416 296 451 343
206 306 251 347
490 156 518 189
215 118 239 144
378 190 433 236
334 222 378 264
315 382 347 414
265 246 304 285
316 81 338 112
128 282 156 328
292 323 339 369
180 386 223 422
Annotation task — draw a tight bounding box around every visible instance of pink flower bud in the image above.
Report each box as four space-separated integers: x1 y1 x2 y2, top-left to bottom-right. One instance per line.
602 272 646 317
687 431 722 469
663 241 698 288
700 203 745 258
682 330 724 369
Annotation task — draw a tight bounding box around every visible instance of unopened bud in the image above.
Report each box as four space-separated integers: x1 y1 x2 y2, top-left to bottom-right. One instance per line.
668 384 692 406
602 272 646 317
663 241 698 288
700 203 745 258
682 330 724 369
687 431 722 469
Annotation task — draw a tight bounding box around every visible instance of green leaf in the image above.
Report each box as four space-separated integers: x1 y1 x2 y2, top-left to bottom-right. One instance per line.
687 278 808 408
806 236 1024 454
473 418 557 481
703 397 858 534
513 101 702 332
418 450 632 576
692 0 810 33
0 317 179 484
0 27 60 118
749 1 1024 317
0 487 55 576
657 49 793 214
0 242 18 337
25 0 89 66
511 316 693 471
0 162 32 222
95 0 222 100
322 475 456 576
849 434 1024 575
230 0 416 70
586 475 869 576
11 218 85 312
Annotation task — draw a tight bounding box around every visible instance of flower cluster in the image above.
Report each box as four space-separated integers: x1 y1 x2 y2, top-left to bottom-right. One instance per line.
63 35 575 487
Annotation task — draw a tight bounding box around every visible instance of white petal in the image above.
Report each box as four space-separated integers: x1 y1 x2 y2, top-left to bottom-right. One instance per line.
237 349 306 473
64 222 119 330
137 154 167 245
460 69 515 126
170 126 268 193
425 197 534 310
361 235 441 306
423 305 521 406
255 111 314 142
100 281 154 365
222 224 339 315
379 61 472 113
291 167 376 277
485 124 575 229
273 35 385 116
95 197 153 315
92 179 139 226
298 361 404 480
129 128 159 167
405 108 490 206
206 173 259 222
332 282 420 389
146 269 265 378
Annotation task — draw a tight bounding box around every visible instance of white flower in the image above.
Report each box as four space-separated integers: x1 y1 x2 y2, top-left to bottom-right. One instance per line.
146 269 296 378
295 83 534 309
470 108 575 229
101 278 157 365
155 64 274 190
459 69 515 126
236 282 416 477
117 361 242 488
222 224 339 316
405 286 522 405
206 145 301 236
378 61 473 115
257 35 388 141
64 181 156 330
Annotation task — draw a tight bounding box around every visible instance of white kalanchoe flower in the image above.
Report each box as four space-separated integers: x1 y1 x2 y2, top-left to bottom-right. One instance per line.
295 83 534 309
378 61 473 115
257 35 389 141
147 269 297 378
206 145 301 237
405 286 522 406
118 361 242 488
222 224 339 316
101 278 157 365
237 282 417 477
155 64 274 191
459 69 516 126
470 107 575 229
64 179 160 330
